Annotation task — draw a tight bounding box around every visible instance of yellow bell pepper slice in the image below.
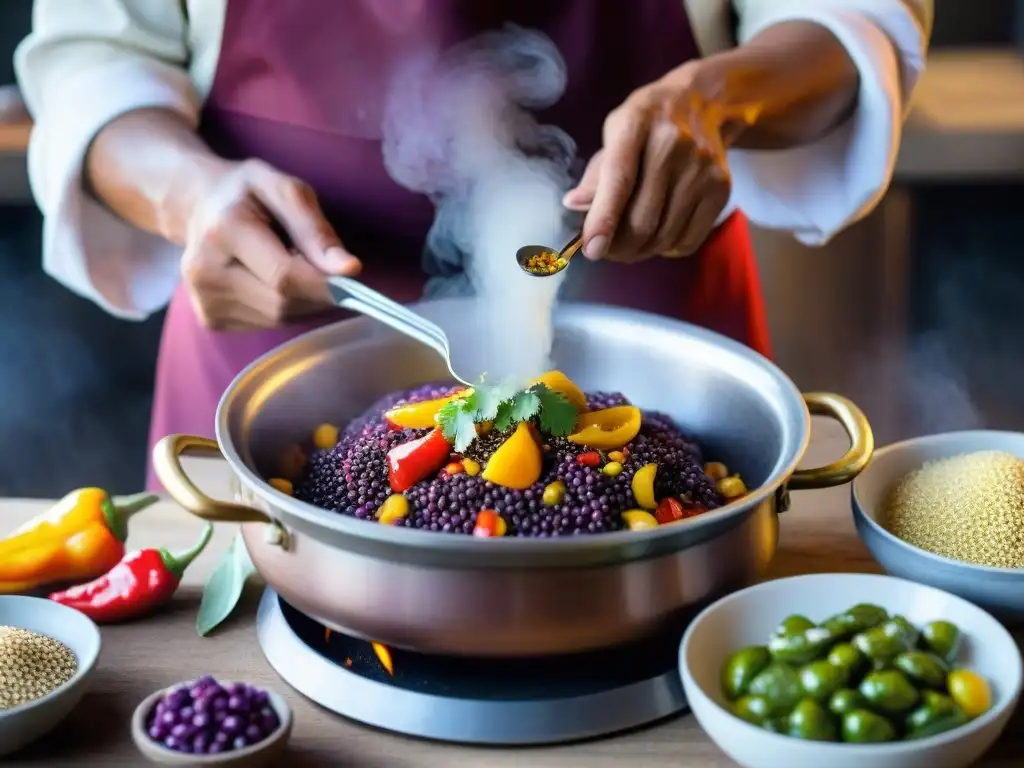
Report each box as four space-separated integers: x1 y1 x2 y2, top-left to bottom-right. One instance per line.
622 510 659 531
481 423 542 489
384 390 468 430
531 370 588 412
567 405 642 451
631 463 658 509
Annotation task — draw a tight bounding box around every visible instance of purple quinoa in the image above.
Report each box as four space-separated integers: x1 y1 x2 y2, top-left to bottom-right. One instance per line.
293 383 730 537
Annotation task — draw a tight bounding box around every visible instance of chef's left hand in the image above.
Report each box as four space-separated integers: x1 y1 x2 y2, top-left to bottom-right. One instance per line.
563 64 758 263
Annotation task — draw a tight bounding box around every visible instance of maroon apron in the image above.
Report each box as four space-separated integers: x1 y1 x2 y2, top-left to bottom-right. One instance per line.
146 0 771 489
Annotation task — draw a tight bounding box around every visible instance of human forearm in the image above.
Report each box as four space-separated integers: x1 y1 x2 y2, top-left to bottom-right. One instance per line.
689 20 861 150
85 108 231 245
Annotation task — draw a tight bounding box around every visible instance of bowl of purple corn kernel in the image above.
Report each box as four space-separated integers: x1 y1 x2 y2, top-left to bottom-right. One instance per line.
131 676 292 766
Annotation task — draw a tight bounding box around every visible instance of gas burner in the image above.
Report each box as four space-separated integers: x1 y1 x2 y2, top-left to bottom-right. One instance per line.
256 589 688 745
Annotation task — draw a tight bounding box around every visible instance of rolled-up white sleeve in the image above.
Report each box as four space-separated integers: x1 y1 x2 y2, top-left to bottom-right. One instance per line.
15 0 199 320
727 0 932 246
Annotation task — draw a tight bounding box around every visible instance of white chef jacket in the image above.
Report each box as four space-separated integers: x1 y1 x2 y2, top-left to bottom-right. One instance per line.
14 0 932 320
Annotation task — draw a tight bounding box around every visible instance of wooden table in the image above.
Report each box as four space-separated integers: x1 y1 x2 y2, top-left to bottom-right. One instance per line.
3 423 1023 767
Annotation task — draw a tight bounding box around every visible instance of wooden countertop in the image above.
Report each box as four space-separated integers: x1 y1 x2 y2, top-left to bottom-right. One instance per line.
3 422 1023 767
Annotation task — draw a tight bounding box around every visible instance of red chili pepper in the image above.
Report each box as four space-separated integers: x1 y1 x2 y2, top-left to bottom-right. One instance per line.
655 497 685 525
386 428 452 492
48 523 213 623
576 451 601 467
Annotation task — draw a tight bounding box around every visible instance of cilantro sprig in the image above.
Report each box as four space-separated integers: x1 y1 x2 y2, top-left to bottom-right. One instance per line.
436 380 578 452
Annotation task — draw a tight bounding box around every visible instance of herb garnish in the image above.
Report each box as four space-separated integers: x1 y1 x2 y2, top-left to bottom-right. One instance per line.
437 381 577 452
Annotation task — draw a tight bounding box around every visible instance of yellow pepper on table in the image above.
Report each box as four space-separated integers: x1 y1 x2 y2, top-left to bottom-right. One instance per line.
0 488 158 594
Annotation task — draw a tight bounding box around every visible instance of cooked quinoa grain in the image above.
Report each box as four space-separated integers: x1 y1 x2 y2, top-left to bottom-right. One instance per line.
294 383 725 536
0 627 78 710
882 450 1024 568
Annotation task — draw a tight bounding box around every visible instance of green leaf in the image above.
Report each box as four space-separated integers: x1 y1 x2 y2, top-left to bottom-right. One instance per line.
534 384 578 436
493 400 516 432
196 530 256 637
508 390 541 423
472 382 518 421
436 398 464 441
451 412 478 452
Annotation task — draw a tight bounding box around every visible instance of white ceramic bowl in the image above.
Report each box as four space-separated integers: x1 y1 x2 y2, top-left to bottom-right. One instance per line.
0 595 102 757
852 430 1024 625
679 573 1022 768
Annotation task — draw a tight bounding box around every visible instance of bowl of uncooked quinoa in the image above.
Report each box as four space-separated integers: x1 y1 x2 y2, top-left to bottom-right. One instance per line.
0 595 102 757
852 430 1024 625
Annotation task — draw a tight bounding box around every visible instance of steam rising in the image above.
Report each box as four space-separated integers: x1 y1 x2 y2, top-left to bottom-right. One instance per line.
382 26 576 386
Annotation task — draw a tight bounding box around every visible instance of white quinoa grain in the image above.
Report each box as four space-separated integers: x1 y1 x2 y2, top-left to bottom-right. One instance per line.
0 626 78 710
883 450 1024 568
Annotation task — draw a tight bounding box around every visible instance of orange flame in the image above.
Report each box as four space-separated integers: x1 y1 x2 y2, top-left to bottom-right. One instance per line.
322 625 393 676
372 642 394 676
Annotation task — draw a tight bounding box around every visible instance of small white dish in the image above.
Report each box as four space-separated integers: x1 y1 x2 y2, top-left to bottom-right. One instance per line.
679 573 1022 768
852 430 1024 625
0 595 102 757
131 680 292 766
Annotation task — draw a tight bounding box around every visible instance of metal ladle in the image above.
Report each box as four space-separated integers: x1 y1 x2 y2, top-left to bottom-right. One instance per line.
516 232 583 277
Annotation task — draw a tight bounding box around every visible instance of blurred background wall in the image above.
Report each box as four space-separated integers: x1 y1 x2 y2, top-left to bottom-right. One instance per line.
0 0 1023 496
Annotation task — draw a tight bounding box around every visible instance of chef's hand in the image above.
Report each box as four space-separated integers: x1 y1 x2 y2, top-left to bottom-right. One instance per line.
181 159 362 331
563 65 759 263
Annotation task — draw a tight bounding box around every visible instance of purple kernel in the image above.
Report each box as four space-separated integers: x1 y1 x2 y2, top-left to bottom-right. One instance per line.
211 696 228 711
227 694 248 712
179 706 194 721
159 711 177 727
244 724 263 742
169 723 190 739
208 742 224 754
233 735 249 750
250 689 269 706
213 710 227 724
164 735 183 752
148 726 166 742
192 713 210 729
222 715 242 734
192 733 210 753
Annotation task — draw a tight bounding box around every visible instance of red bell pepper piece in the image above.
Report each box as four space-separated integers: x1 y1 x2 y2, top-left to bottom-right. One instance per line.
655 497 686 525
48 523 213 624
472 509 507 538
386 428 452 492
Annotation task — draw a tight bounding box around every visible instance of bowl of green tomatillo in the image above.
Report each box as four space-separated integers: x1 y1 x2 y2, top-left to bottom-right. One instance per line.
678 573 1022 768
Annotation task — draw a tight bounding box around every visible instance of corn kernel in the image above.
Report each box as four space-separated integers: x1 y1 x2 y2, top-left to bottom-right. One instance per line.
313 423 340 450
542 480 567 506
268 478 293 496
462 458 481 477
704 462 729 481
377 494 410 525
622 509 659 531
602 461 624 477
717 475 748 499
607 451 625 463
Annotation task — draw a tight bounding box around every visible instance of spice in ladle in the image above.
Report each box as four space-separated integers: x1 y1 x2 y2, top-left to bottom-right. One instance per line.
0 626 78 710
516 231 583 277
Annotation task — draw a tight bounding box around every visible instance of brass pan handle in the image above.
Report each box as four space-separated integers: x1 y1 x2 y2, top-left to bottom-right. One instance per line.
787 393 874 491
152 435 274 524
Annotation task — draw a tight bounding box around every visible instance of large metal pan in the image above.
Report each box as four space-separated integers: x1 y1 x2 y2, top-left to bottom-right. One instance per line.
154 300 872 657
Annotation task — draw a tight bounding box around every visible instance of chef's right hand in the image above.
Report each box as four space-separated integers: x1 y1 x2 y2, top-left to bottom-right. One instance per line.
181 159 362 331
